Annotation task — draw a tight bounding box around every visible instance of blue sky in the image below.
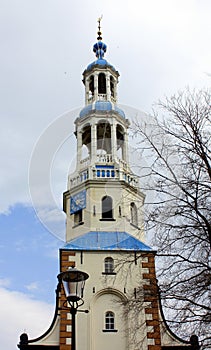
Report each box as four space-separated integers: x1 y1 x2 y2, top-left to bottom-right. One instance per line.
0 1 210 349
0 205 60 302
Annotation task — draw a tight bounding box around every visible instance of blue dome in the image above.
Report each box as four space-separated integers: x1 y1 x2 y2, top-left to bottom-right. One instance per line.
95 101 112 111
79 101 125 119
79 104 93 118
86 58 115 71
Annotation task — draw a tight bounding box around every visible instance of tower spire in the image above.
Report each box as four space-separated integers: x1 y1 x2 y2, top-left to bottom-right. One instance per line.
97 15 103 41
93 16 106 59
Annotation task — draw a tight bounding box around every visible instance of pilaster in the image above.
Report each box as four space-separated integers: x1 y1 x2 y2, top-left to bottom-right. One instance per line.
111 121 117 160
94 74 98 101
142 253 161 350
91 122 97 163
76 130 82 170
59 251 76 350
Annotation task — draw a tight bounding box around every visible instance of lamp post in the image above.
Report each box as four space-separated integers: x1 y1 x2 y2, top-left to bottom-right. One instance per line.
57 266 89 350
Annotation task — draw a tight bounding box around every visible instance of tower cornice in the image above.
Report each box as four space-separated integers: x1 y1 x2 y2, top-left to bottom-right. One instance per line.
75 109 129 125
83 64 119 77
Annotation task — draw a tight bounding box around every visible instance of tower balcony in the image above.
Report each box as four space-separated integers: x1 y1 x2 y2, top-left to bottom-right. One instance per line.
88 94 117 104
80 154 113 167
68 156 139 189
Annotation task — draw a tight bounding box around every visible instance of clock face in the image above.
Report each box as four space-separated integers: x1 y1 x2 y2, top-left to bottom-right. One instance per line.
70 190 86 214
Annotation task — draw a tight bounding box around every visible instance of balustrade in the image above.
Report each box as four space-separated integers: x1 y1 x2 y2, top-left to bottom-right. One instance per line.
97 154 113 163
68 165 139 188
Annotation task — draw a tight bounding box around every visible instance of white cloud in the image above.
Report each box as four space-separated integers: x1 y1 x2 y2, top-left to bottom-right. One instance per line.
0 287 54 350
0 278 11 287
25 282 39 291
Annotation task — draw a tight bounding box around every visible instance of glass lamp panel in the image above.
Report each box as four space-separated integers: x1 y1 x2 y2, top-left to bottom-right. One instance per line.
63 279 85 302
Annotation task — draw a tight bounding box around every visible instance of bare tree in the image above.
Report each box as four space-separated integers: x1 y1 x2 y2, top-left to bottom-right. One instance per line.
132 89 211 348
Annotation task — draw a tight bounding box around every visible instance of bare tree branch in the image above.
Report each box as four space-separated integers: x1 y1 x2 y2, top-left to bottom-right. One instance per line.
132 88 211 349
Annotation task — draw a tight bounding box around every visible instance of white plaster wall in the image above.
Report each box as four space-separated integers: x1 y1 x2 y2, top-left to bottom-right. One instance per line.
65 181 145 242
32 316 60 346
72 251 147 350
90 292 127 350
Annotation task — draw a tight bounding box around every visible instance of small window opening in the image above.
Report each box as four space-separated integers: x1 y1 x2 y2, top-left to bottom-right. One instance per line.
104 257 114 273
105 311 115 330
130 202 138 227
74 209 82 225
102 196 113 219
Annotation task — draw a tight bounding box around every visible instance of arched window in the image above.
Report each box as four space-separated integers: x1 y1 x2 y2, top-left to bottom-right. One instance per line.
130 202 138 227
105 311 115 330
104 257 114 273
102 196 113 219
97 122 111 155
98 73 106 94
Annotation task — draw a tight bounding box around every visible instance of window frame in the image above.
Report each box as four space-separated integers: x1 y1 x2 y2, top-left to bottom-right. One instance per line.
130 202 138 227
103 311 118 332
73 209 84 227
101 195 115 221
102 257 116 275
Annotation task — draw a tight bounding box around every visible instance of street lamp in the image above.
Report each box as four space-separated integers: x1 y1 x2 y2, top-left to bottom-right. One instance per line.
57 266 89 350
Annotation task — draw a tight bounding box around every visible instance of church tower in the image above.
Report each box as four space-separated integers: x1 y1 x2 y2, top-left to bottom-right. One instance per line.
61 20 151 350
18 20 198 350
64 19 144 247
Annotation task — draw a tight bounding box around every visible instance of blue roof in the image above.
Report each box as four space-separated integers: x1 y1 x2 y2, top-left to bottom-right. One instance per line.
87 58 115 71
95 100 112 111
79 104 93 118
64 231 153 251
79 101 126 119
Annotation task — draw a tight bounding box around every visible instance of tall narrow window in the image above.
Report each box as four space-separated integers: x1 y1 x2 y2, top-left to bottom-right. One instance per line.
97 122 111 155
74 209 83 226
105 311 115 330
104 257 114 273
130 202 138 227
89 75 94 96
116 125 124 160
102 196 113 219
98 73 106 94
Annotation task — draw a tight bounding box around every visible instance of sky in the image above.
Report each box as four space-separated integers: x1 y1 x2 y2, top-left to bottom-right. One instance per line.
0 0 210 349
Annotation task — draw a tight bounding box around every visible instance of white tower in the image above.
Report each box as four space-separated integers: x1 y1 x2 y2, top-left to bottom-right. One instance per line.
63 21 144 244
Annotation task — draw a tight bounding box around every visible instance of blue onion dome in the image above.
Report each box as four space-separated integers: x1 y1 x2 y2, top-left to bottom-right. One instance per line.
79 101 125 119
86 40 115 71
93 40 107 59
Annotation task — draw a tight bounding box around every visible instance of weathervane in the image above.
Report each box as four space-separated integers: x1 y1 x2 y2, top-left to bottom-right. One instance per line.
97 15 103 41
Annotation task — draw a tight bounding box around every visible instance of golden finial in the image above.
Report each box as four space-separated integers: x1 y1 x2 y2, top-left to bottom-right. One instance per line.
97 15 103 41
